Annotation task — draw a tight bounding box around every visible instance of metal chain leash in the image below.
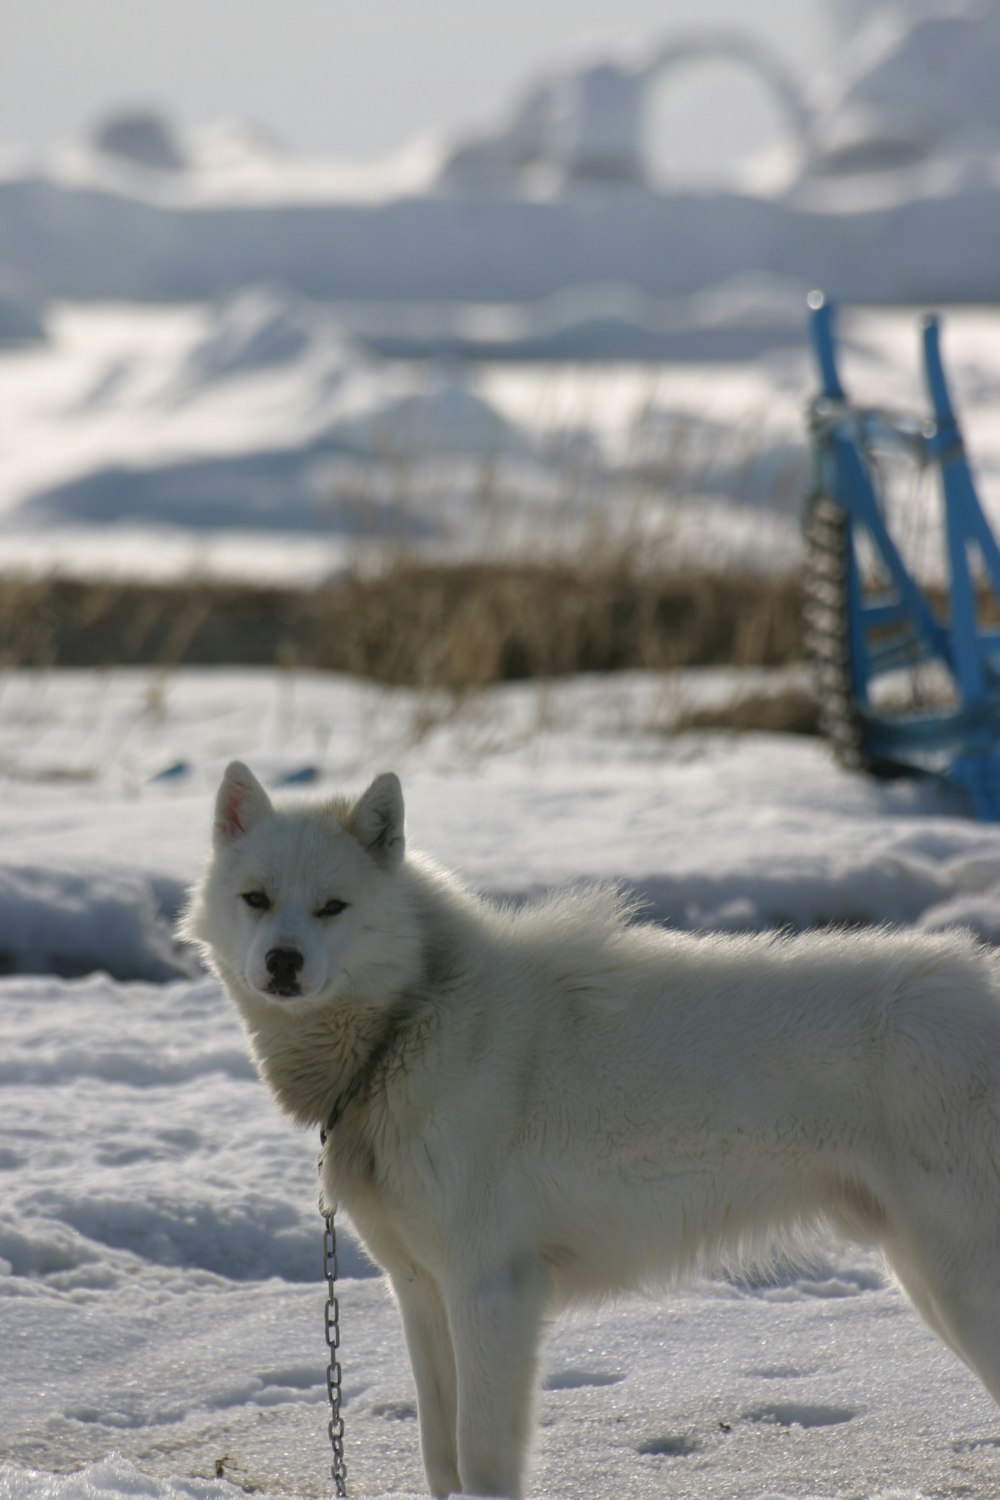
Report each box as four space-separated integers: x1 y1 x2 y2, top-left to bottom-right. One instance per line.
323 1209 348 1496
318 1027 399 1498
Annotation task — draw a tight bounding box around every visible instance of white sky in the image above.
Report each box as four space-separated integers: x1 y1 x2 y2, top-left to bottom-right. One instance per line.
2 0 836 177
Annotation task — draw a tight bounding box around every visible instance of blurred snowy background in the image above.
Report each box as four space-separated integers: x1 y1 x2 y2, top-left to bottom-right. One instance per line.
3 0 1000 582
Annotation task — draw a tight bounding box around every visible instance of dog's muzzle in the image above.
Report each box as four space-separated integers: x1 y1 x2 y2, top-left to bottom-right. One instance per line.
265 946 304 997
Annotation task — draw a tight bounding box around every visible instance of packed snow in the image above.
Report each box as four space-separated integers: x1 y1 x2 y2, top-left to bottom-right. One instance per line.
4 668 1000 1500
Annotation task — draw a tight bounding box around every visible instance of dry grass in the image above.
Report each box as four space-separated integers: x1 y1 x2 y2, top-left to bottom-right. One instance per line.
2 560 806 687
671 686 819 737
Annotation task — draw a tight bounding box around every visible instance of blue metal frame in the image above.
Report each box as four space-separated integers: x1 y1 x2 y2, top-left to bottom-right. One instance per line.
807 293 1000 818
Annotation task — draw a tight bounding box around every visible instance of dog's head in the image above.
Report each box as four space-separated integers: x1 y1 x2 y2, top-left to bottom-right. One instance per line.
182 762 414 1008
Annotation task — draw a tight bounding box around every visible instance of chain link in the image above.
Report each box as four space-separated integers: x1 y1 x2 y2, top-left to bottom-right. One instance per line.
323 1210 348 1496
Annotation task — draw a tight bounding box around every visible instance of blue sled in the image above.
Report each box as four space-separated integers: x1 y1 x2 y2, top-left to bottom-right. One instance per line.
806 292 1000 820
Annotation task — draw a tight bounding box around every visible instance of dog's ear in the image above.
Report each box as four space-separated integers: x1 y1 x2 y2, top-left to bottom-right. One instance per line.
214 761 273 846
350 772 405 870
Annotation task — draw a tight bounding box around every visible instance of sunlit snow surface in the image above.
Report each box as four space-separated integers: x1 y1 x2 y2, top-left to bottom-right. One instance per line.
3 294 1000 585
4 669 1000 1498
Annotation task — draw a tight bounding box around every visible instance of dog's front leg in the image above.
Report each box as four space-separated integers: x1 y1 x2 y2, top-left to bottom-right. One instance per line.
446 1255 549 1499
391 1267 461 1498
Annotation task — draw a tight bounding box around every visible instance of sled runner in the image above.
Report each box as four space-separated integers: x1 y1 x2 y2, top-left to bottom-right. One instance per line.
804 292 1000 819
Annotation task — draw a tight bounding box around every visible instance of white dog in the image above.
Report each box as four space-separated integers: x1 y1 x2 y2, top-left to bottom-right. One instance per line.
182 761 1000 1498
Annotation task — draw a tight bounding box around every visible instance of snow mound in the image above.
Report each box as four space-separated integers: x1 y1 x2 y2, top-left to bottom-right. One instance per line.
0 1457 239 1500
330 369 527 456
91 111 187 173
31 1188 362 1283
0 1457 428 1500
0 282 45 345
0 263 46 346
20 444 443 534
67 287 353 415
840 7 1000 157
0 148 996 305
0 865 192 982
180 285 327 384
355 277 808 364
185 117 287 175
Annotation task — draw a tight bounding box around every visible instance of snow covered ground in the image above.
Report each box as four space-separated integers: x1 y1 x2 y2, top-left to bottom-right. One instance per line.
5 667 1000 1500
4 257 1000 1500
3 291 1000 585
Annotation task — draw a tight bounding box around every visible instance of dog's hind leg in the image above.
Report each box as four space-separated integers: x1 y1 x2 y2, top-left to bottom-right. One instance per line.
915 1250 1000 1407
392 1268 461 1498
882 1187 1000 1407
445 1254 550 1500
881 1241 956 1356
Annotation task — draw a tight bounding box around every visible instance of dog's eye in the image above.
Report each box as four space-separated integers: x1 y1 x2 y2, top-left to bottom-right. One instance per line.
241 890 271 911
316 898 347 918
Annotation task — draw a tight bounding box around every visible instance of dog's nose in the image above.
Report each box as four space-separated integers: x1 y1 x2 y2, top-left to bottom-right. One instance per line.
265 947 304 987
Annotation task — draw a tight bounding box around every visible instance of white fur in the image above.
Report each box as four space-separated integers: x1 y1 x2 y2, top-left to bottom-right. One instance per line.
182 762 1000 1498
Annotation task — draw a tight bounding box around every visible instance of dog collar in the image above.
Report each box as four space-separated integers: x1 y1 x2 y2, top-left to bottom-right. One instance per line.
320 999 414 1144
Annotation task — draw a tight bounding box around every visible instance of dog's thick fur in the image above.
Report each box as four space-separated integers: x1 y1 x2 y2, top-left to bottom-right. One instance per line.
182 762 1000 1498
